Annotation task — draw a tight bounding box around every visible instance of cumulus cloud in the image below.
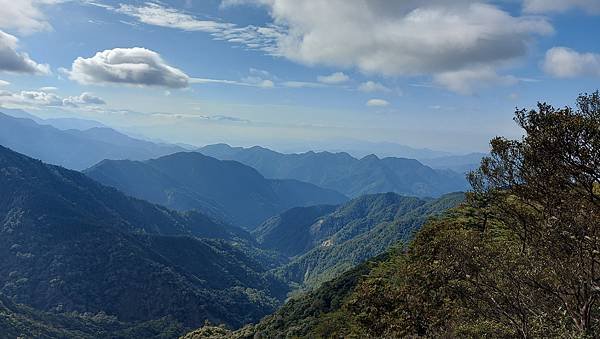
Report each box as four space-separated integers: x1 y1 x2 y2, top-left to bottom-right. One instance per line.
358 81 391 93
0 89 105 108
317 72 350 84
433 66 517 95
0 0 58 34
366 98 390 107
523 0 600 14
542 47 600 78
240 1 551 75
67 47 190 88
0 30 50 74
0 79 9 86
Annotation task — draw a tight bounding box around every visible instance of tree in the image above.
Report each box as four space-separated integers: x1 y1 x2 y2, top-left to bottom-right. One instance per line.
468 91 600 336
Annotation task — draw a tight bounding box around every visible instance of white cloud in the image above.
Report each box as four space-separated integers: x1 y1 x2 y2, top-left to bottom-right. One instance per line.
241 68 276 88
317 72 350 84
111 2 282 54
67 47 190 88
523 0 600 14
234 1 551 76
0 30 50 74
542 47 600 78
433 66 517 95
63 92 106 106
366 98 390 107
0 79 9 86
358 81 391 93
0 88 105 108
0 0 57 35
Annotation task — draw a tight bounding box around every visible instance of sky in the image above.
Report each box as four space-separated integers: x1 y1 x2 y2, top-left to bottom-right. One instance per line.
0 0 599 154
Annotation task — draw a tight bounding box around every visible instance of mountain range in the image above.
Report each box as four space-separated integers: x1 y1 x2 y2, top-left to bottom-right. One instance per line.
0 111 184 170
198 143 469 198
0 144 466 337
84 152 348 229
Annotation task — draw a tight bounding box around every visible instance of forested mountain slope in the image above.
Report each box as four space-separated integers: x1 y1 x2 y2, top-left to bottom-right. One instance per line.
275 192 464 287
0 145 288 334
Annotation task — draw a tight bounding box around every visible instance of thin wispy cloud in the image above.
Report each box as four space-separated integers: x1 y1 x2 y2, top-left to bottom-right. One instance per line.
111 2 282 54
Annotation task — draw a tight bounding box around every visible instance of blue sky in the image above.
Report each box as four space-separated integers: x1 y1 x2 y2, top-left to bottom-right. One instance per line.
0 0 599 154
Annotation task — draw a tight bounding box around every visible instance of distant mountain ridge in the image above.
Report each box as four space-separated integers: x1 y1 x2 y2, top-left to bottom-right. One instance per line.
0 107 107 130
84 152 348 229
198 143 469 198
0 111 185 170
420 152 487 173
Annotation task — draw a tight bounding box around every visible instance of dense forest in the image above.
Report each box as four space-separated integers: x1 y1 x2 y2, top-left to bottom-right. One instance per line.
185 93 600 338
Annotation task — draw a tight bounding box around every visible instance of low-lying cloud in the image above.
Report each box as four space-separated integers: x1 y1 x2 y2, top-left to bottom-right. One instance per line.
0 89 105 108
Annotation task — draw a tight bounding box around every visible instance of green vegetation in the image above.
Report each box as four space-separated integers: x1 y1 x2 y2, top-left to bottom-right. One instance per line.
275 192 464 288
185 92 600 338
253 204 338 257
0 294 185 338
